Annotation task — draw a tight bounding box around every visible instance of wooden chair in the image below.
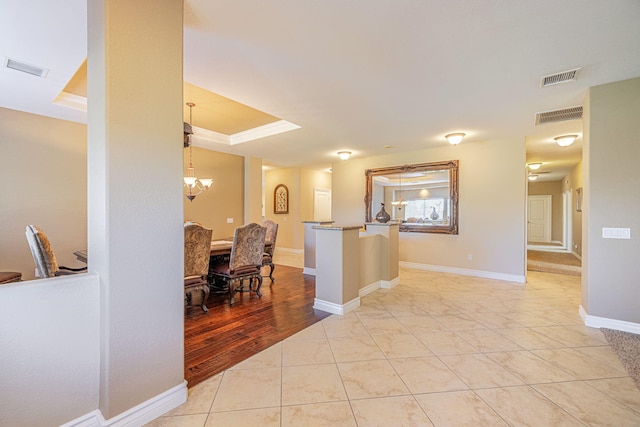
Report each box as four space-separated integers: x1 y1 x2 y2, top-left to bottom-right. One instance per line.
184 223 212 313
209 223 266 305
261 219 279 282
25 225 87 278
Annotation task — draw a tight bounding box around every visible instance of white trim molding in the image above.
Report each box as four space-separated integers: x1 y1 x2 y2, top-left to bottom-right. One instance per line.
579 306 640 334
359 281 381 297
60 411 98 427
61 381 188 427
53 91 88 111
190 120 300 147
302 267 316 276
400 262 525 284
314 297 360 315
231 120 300 145
274 247 304 255
381 277 400 289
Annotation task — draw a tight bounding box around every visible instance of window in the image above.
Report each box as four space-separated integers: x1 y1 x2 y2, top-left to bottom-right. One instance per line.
405 198 446 221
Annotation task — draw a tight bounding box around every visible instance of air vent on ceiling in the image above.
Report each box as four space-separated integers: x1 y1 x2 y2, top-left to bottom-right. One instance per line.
4 57 49 78
540 68 581 87
535 106 583 125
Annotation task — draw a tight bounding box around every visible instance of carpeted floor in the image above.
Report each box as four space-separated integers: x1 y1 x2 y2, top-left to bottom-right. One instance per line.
527 250 581 276
602 328 640 391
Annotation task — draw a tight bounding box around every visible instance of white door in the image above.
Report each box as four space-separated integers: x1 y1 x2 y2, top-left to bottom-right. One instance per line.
314 188 331 221
528 195 552 242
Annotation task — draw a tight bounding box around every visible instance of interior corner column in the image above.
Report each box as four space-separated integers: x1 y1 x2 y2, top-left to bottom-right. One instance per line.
87 0 185 419
365 222 400 287
313 225 361 315
244 156 263 224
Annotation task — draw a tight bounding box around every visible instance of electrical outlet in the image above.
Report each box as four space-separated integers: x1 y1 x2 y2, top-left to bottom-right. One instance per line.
467 254 473 261
226 218 234 224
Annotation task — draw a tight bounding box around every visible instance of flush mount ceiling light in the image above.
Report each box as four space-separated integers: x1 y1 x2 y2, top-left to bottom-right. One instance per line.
554 134 578 147
445 133 465 145
337 151 352 161
527 162 542 171
528 174 539 181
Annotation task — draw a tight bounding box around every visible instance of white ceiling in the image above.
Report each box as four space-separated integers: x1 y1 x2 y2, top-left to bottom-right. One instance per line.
2 1 640 181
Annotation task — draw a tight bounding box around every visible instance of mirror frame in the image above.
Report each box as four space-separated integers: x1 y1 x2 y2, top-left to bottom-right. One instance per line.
365 160 459 234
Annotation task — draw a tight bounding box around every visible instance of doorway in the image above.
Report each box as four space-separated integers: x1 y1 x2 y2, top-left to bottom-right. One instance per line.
527 190 573 253
527 195 552 243
314 188 331 221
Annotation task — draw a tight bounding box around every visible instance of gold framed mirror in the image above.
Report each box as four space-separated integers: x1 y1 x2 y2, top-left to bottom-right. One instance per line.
365 160 459 234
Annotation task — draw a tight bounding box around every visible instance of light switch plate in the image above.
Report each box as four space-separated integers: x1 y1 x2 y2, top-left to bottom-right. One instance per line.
602 227 631 239
227 218 234 223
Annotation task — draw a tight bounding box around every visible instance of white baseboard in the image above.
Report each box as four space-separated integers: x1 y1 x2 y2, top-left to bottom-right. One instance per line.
359 281 380 297
579 306 640 334
276 247 303 255
400 262 525 284
314 297 360 315
527 245 570 253
302 267 316 276
60 411 99 427
381 277 400 289
62 381 187 427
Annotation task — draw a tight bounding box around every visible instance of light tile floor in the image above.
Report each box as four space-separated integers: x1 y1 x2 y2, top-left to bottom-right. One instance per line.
147 268 640 426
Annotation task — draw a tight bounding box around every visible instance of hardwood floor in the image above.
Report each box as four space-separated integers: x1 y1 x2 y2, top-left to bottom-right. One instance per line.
184 264 330 387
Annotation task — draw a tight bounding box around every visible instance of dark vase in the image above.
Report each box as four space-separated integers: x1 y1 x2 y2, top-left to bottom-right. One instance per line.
375 203 391 223
430 206 440 220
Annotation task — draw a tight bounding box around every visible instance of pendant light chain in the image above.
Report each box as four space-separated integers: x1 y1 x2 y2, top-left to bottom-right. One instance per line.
183 102 212 201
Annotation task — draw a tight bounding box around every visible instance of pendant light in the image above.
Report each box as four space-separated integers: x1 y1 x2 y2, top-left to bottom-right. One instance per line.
183 102 213 201
391 172 408 208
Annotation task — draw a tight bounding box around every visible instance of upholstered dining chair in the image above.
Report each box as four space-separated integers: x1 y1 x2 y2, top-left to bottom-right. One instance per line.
184 223 212 313
209 222 266 305
261 219 279 282
25 225 87 278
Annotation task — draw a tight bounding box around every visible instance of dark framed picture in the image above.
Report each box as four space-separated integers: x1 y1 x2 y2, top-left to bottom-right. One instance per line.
575 187 583 212
274 184 289 214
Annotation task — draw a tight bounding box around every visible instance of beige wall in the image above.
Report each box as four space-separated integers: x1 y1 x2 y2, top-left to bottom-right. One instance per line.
332 137 527 279
0 107 88 280
528 180 563 242
244 156 263 224
564 160 583 255
183 146 244 239
265 167 331 250
0 108 245 278
300 168 332 222
583 77 640 323
265 168 301 249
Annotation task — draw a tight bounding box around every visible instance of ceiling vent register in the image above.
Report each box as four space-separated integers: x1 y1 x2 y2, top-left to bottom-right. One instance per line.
535 106 583 125
540 68 581 87
4 57 49 78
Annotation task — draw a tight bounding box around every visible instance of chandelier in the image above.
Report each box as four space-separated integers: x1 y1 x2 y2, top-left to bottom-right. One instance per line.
183 102 213 202
391 172 408 208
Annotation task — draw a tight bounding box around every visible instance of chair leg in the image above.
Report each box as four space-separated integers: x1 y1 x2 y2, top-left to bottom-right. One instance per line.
229 280 235 305
268 262 275 282
255 275 263 298
200 285 210 313
229 279 239 306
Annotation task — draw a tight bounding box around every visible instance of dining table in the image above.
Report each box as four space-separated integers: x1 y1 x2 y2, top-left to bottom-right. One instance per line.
73 238 271 272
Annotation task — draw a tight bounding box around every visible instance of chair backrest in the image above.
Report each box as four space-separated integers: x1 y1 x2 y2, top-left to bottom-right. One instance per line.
184 223 213 278
262 219 279 256
229 223 266 273
25 225 59 278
